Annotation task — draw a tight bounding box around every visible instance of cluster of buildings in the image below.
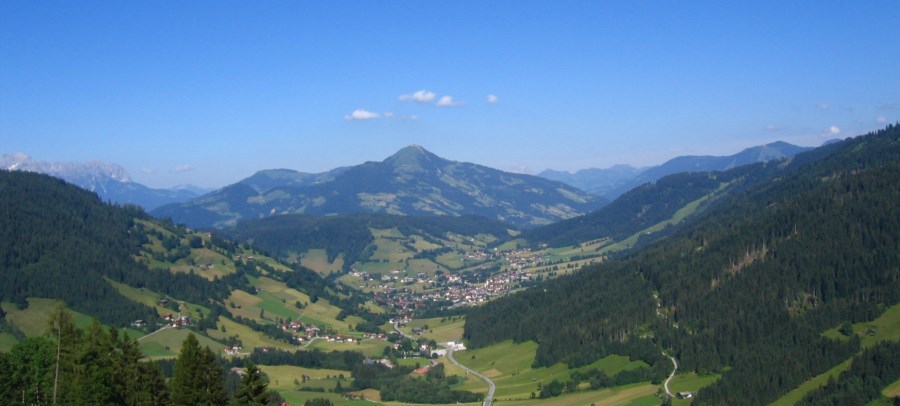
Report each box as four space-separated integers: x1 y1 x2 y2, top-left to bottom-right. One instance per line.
348 246 573 317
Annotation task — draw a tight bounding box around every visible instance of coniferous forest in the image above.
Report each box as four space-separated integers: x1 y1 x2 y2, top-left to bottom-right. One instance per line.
465 125 900 405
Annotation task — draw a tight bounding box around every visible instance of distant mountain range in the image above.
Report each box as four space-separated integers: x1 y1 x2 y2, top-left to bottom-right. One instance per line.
539 141 814 200
153 145 607 229
0 153 207 210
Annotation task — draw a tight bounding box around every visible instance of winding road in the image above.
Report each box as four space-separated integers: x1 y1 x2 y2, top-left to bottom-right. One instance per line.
446 347 495 406
393 323 496 406
663 352 678 398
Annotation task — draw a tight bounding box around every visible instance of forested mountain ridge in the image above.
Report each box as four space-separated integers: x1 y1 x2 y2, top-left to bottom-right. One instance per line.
0 170 373 344
539 140 812 200
525 148 828 253
153 145 607 229
465 125 900 405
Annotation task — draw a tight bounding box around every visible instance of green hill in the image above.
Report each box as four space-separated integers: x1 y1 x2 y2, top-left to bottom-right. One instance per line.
0 170 374 355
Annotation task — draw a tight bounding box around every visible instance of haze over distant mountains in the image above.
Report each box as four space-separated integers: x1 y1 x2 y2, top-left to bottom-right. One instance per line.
539 141 815 200
0 153 207 210
153 145 606 229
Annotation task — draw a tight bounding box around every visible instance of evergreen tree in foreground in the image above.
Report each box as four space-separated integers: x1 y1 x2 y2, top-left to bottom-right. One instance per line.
171 332 228 406
234 362 269 406
0 305 169 405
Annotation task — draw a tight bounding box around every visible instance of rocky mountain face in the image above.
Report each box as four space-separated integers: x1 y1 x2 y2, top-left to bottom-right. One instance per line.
540 141 814 200
153 145 607 229
1 153 201 210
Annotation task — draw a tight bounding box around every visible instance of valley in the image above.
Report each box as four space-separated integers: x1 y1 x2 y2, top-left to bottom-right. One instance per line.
2 125 899 405
4 3 898 405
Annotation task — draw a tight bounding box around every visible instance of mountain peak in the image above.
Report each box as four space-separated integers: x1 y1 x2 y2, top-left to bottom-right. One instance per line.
383 145 443 172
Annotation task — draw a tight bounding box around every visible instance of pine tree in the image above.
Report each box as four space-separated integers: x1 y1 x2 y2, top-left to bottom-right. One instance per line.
234 362 269 406
171 333 227 406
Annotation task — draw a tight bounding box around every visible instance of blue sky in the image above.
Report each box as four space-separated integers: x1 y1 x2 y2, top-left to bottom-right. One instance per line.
2 1 898 188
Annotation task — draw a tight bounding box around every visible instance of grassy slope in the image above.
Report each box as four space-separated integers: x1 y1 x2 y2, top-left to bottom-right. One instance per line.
206 316 296 352
2 298 95 336
0 333 18 352
298 249 345 275
400 316 466 343
772 303 900 405
454 340 650 401
107 279 209 321
137 326 225 359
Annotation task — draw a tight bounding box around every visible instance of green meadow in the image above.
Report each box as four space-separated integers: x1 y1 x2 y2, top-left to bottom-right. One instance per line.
206 315 297 352
137 326 225 359
0 333 19 352
2 298 94 337
298 249 344 275
400 316 466 343
486 383 659 406
454 340 650 401
773 302 900 405
304 338 389 358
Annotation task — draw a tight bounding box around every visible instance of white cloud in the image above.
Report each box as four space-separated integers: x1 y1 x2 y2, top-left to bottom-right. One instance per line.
436 95 462 107
399 90 436 103
141 168 157 174
384 112 394 118
815 103 830 110
172 164 194 173
876 115 888 124
828 126 841 136
763 124 782 132
486 94 499 104
344 109 381 121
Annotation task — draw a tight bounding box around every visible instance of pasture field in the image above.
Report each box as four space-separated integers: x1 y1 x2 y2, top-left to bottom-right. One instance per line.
405 258 446 275
298 249 344 275
278 391 346 406
370 228 404 239
487 383 659 406
107 279 210 322
137 326 225 359
775 303 900 405
396 356 428 368
305 338 389 358
435 251 466 269
400 316 465 343
408 234 442 251
770 359 851 406
599 188 718 255
868 397 897 406
2 298 94 337
353 261 398 274
666 372 720 394
260 364 352 390
496 239 527 252
455 340 655 401
255 290 302 321
228 275 364 333
369 238 415 262
0 332 18 352
883 378 900 398
454 340 576 399
575 354 649 376
856 302 900 348
206 315 296 352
